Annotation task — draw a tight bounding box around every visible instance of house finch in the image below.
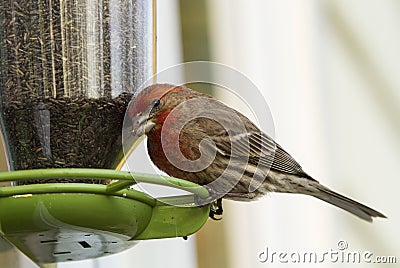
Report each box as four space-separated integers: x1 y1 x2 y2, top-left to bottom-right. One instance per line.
128 83 385 222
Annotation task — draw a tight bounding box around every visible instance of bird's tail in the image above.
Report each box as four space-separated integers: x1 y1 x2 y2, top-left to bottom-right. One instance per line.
309 182 386 222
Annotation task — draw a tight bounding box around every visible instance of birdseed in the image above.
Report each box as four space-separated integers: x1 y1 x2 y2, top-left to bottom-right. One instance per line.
0 0 152 184
2 93 132 184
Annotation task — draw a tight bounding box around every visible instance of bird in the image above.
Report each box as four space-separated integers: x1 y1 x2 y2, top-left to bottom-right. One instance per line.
128 83 386 222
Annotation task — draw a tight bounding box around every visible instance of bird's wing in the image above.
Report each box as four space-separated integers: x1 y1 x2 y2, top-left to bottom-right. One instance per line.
215 130 314 180
270 142 314 179
181 100 313 179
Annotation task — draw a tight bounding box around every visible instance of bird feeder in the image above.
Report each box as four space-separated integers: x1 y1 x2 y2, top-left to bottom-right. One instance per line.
0 0 211 265
0 169 210 265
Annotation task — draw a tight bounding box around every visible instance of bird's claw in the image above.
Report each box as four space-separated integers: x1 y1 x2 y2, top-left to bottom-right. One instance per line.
194 185 224 220
209 198 223 220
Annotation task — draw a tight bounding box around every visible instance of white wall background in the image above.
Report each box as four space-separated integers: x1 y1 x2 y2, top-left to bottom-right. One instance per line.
206 0 398 267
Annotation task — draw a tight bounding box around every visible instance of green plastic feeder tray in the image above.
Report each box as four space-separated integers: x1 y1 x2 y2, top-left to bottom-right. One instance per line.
0 169 211 265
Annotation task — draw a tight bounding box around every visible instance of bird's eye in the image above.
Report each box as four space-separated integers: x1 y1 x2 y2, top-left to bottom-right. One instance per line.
152 99 161 108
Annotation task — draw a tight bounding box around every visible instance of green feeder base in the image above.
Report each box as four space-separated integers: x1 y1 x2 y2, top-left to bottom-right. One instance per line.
0 169 211 265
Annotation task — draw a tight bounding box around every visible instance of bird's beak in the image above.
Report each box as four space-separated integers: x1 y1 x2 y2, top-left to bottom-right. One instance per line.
117 113 155 170
116 104 158 170
131 100 158 138
131 114 156 138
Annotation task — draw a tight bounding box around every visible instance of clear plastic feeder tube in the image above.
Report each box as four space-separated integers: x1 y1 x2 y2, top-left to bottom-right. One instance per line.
0 0 154 182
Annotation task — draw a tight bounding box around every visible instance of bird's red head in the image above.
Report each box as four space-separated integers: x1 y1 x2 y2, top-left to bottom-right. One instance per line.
128 84 182 118
128 83 185 137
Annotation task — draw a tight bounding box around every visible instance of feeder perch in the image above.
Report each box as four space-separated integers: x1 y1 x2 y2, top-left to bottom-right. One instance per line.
0 168 211 265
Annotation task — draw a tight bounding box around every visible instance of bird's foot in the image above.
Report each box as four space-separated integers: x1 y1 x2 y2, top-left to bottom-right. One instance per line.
194 185 224 220
209 198 223 220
